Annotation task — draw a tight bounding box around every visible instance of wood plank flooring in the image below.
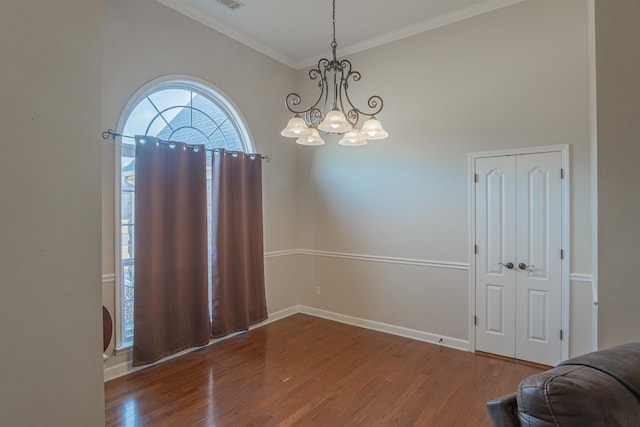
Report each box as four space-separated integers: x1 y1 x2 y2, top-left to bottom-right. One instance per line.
105 314 544 427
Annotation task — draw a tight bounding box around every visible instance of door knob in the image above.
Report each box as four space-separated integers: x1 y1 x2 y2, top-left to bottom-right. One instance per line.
498 262 514 269
518 263 535 271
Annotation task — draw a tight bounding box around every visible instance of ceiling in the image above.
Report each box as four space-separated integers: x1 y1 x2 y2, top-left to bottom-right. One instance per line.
156 0 526 69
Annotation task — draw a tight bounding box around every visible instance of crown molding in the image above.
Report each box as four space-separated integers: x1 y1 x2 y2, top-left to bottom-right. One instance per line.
156 0 527 70
298 0 527 68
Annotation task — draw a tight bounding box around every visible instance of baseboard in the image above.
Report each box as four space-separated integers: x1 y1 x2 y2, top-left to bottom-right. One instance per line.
298 306 470 352
104 360 136 382
104 306 302 382
104 304 469 381
251 306 300 327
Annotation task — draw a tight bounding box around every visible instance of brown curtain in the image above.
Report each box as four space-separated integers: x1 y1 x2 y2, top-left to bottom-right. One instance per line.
210 150 268 338
133 136 210 366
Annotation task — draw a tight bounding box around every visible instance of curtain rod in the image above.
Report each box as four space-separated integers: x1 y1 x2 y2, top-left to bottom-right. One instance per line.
101 129 270 163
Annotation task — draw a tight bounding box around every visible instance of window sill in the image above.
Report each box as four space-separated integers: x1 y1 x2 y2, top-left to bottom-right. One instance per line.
114 345 132 356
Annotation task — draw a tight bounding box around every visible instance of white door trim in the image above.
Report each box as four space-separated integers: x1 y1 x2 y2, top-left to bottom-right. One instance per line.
587 0 598 352
468 144 570 362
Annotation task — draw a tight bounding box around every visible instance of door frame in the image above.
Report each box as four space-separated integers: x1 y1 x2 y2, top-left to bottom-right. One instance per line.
468 144 570 362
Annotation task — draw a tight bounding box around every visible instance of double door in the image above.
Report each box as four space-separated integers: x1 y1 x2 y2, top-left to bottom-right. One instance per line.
474 151 563 366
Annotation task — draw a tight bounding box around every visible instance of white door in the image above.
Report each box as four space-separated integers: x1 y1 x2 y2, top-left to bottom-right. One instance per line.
475 152 563 366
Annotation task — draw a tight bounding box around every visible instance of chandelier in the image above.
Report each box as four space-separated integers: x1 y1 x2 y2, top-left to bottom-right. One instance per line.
280 0 388 146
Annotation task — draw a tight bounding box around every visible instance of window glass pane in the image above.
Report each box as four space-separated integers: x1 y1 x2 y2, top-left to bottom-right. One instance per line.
121 153 135 346
146 114 172 137
146 90 190 135
121 225 134 260
193 94 228 125
192 109 219 140
156 105 193 139
219 121 242 150
122 98 156 143
148 89 191 115
170 128 209 146
122 263 134 344
210 128 241 150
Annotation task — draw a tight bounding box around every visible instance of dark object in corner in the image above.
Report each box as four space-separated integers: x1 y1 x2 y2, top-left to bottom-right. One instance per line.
103 306 112 353
486 343 640 426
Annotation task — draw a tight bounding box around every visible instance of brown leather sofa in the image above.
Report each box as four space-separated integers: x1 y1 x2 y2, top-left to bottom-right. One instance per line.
486 343 640 426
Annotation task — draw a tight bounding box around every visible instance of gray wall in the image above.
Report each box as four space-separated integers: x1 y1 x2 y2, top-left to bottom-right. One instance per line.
0 1 105 426
297 0 595 355
596 0 640 348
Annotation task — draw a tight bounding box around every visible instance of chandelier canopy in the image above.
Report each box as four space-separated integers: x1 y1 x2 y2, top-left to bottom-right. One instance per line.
280 0 388 146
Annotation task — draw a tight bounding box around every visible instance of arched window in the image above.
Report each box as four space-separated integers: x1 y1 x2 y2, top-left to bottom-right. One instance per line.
116 77 253 349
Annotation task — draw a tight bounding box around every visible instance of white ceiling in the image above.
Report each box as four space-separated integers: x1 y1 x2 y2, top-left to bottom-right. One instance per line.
156 0 526 69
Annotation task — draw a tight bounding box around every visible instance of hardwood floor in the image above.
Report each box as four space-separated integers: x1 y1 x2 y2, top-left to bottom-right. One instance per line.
105 314 543 426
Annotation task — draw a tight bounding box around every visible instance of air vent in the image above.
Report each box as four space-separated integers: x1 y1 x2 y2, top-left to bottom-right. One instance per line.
217 0 244 10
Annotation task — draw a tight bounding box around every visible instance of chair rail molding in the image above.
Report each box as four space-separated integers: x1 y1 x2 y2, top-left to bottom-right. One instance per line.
298 249 469 271
264 249 299 259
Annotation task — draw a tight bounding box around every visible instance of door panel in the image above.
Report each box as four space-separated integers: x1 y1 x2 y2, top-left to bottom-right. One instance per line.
527 167 550 280
527 289 548 342
486 285 505 334
475 156 516 358
486 170 508 275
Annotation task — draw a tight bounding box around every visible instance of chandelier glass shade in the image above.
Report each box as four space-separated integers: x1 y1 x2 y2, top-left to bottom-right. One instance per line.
280 0 388 146
339 129 367 146
297 128 325 146
281 116 313 138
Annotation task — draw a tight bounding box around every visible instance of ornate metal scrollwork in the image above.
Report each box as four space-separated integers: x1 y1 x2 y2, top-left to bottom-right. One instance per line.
283 2 384 134
281 0 387 146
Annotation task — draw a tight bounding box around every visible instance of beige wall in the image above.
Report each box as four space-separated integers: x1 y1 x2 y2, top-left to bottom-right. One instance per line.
298 0 595 355
596 0 640 348
0 1 105 425
103 0 598 376
102 0 302 369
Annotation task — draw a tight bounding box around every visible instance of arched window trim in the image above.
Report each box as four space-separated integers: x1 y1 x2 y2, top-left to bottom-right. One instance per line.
113 75 254 350
117 75 255 154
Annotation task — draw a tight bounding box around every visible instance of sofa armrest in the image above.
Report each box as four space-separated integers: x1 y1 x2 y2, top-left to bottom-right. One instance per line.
486 392 521 427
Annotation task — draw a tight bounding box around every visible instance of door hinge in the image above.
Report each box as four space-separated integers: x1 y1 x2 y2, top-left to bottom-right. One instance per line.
561 249 565 260
474 315 478 326
560 330 564 341
474 245 479 254
474 173 479 183
561 168 565 179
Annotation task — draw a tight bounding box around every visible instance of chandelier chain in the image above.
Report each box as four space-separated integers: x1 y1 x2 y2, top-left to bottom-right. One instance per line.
332 0 336 46
331 0 337 56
